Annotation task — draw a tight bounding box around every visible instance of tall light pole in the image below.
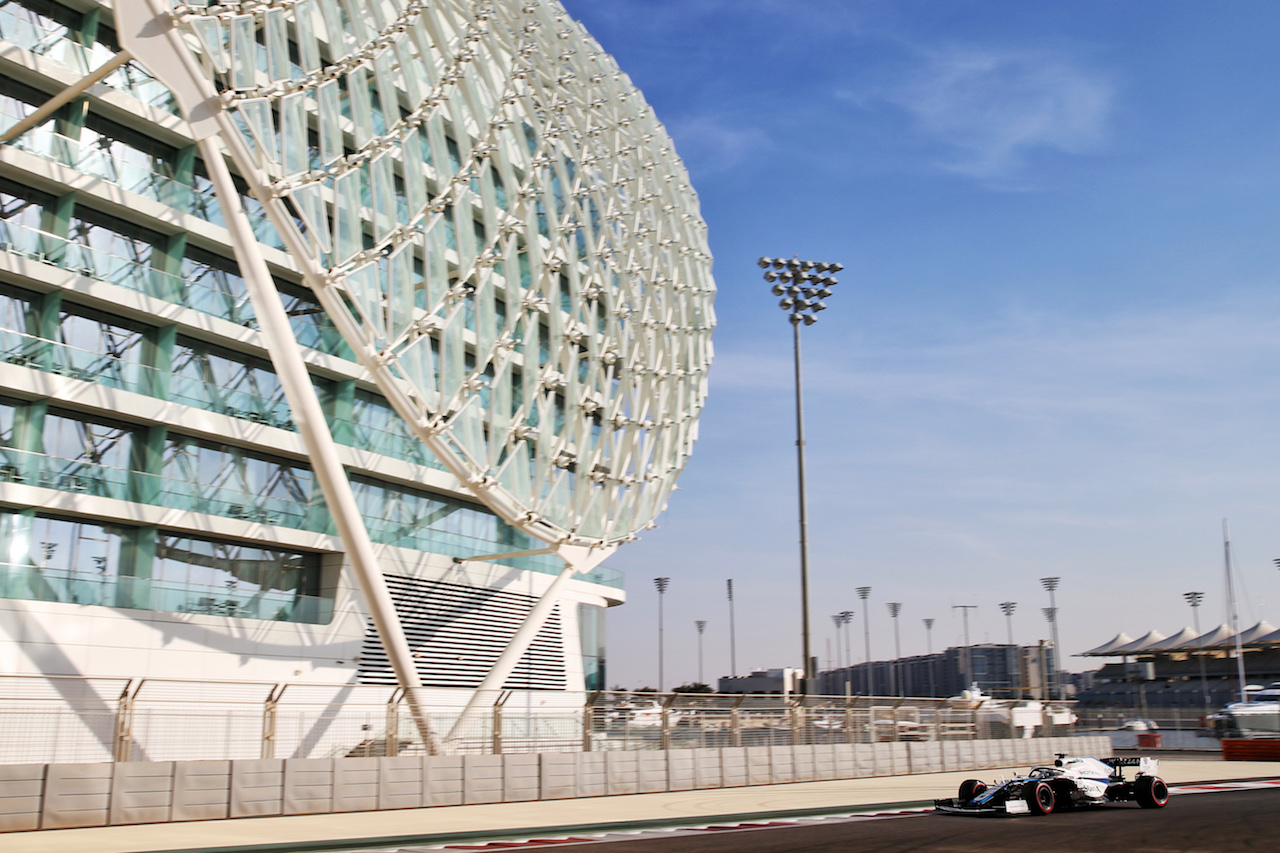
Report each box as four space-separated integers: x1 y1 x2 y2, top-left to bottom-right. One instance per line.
1184 591 1210 707
999 601 1018 697
1040 577 1062 700
857 586 872 694
923 618 936 696
695 620 707 685
1041 607 1058 700
726 579 737 677
887 602 903 696
840 610 855 694
761 255 843 693
830 614 845 683
953 605 977 692
654 577 670 691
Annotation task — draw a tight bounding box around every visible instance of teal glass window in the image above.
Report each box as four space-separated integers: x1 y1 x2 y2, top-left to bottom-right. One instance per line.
0 513 124 607
172 335 295 429
0 510 331 623
0 182 46 233
348 389 436 468
0 282 33 333
42 409 136 473
162 435 313 526
579 602 607 691
56 304 147 367
153 533 328 623
67 209 156 267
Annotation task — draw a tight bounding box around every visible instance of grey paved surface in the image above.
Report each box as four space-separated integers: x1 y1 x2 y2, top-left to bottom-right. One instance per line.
531 786 1280 853
6 758 1280 853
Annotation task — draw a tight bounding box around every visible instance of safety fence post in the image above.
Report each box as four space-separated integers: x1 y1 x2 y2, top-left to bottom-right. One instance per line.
385 688 403 757
581 692 598 753
660 694 674 751
492 691 510 755
113 679 139 762
261 683 285 759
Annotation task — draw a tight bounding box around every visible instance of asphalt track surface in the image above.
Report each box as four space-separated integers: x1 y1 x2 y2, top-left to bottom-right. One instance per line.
420 787 1279 853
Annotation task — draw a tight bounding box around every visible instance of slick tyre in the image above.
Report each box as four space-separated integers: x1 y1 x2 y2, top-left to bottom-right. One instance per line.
1048 780 1076 810
1135 775 1170 809
1024 780 1056 815
958 779 988 803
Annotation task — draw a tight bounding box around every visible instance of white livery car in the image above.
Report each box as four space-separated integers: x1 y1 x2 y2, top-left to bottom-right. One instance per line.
935 754 1170 816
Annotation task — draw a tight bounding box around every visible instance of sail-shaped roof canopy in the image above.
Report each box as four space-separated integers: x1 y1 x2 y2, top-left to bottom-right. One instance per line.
1208 620 1277 648
1188 623 1236 648
1145 627 1198 651
1108 630 1167 655
1247 624 1280 645
1079 632 1135 656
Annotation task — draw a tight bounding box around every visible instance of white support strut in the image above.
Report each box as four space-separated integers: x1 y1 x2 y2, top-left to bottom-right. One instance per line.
197 135 439 753
115 0 439 752
442 543 616 751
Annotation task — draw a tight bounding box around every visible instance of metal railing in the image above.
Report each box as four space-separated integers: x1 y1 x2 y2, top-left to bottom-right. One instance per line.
0 675 1080 765
0 222 344 356
0 5 178 113
1075 705 1228 749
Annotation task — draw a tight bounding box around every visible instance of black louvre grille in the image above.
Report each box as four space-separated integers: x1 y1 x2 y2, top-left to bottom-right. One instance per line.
357 574 566 690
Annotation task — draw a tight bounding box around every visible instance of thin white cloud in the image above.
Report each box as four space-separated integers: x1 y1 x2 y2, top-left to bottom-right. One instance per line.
853 45 1116 181
665 115 772 175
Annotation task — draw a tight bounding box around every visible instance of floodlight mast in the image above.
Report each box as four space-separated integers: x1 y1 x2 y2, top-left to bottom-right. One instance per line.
760 256 843 693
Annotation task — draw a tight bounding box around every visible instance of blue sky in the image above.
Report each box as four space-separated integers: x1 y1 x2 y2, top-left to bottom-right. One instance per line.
558 0 1280 689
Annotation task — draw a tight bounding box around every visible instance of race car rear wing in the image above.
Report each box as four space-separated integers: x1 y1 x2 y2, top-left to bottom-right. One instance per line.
1102 756 1159 775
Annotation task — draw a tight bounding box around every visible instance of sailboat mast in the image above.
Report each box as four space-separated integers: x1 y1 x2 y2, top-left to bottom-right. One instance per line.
1223 519 1248 704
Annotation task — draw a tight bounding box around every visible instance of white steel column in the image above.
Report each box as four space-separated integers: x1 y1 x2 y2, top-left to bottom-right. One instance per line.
118 0 438 753
198 136 437 752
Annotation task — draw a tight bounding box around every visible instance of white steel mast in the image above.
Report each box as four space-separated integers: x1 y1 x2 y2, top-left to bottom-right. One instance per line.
1223 519 1248 704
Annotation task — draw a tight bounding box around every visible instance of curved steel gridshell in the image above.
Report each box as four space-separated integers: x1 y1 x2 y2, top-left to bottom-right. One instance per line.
168 0 716 547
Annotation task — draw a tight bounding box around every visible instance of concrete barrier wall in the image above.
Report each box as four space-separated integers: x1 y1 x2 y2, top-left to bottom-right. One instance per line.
0 736 1111 832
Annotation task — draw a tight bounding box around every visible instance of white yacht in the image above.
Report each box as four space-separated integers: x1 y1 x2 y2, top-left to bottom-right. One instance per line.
1210 683 1280 736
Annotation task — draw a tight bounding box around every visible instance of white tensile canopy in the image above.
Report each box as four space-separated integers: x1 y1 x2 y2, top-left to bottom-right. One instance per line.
1248 624 1280 646
1208 620 1278 649
1187 623 1237 648
1079 632 1136 656
1108 630 1167 655
1145 627 1198 651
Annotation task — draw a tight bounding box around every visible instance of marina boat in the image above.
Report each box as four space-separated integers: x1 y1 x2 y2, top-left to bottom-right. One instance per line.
1208 683 1280 737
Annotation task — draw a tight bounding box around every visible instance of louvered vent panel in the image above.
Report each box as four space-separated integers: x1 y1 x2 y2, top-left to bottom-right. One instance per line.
357 575 566 690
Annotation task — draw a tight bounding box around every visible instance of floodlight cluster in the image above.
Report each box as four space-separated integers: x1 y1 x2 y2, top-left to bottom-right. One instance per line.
167 0 717 545
757 256 842 325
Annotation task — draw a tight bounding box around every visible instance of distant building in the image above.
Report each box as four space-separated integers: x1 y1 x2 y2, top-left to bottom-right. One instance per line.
818 644 1061 699
719 668 803 695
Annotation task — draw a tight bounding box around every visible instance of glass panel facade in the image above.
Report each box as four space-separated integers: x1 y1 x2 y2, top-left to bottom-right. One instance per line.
161 435 313 527
347 388 434 467
0 513 123 607
0 511 330 623
579 603 606 691
173 336 295 429
153 534 326 622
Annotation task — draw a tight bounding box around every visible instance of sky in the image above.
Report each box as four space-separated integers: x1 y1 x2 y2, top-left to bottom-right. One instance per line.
556 0 1280 690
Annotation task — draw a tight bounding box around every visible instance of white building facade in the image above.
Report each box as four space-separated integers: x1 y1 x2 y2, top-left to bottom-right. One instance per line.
0 0 713 747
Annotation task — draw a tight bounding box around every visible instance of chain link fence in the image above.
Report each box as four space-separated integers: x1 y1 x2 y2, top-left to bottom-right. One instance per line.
0 676 1084 765
1074 705 1225 749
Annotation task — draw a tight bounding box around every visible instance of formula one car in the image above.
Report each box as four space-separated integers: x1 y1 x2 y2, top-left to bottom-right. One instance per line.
935 754 1170 816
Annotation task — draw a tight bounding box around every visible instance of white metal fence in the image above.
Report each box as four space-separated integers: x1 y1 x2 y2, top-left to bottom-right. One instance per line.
0 675 1082 765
